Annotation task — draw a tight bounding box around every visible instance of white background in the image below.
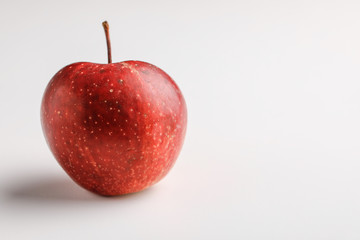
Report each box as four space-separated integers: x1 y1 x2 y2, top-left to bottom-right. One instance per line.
1 0 360 239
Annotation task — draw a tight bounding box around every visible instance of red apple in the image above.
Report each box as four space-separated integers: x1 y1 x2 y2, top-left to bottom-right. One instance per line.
41 21 187 196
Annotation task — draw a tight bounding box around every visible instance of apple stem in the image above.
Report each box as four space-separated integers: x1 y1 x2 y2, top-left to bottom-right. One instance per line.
102 21 112 64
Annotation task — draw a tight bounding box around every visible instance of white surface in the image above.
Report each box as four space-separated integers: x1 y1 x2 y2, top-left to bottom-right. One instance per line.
1 0 360 239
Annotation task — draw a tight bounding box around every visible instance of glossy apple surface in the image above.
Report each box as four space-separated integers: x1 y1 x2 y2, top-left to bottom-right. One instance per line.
41 61 187 195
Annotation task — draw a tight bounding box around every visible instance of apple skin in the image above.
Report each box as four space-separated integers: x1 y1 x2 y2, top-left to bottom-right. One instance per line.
41 61 187 196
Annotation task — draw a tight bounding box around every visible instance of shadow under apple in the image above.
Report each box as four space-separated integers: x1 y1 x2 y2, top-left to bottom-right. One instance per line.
4 175 99 203
3 172 156 206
